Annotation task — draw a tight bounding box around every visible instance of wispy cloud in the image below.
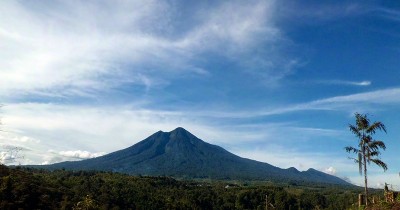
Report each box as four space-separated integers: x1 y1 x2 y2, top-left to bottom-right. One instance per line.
285 87 400 113
309 87 400 108
317 80 372 86
276 1 369 23
0 0 294 99
374 7 400 22
193 87 400 118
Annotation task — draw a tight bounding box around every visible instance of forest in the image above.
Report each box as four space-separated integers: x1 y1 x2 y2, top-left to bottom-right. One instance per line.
0 164 383 210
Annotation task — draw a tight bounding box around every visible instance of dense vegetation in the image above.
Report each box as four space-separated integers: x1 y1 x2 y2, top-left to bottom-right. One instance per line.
0 165 382 210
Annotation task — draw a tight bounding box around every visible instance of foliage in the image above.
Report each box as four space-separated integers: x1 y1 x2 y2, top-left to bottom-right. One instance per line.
0 165 373 209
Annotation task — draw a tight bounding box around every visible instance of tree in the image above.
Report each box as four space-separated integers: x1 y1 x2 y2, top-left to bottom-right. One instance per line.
345 113 388 207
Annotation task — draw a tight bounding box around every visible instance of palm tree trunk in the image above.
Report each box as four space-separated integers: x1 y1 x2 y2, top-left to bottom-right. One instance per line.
363 148 368 207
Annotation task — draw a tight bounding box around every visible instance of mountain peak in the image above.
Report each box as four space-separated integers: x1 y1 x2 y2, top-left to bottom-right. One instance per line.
287 167 299 173
306 168 318 173
168 127 195 140
170 127 189 133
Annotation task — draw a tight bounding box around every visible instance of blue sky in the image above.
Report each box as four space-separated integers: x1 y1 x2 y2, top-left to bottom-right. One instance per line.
1 0 400 188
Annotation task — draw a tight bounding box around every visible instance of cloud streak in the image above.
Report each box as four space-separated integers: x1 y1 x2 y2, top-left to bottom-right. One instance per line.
374 7 400 22
193 87 400 118
317 80 372 86
0 0 294 99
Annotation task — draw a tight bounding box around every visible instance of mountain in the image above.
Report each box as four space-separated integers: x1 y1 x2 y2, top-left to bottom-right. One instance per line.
41 127 349 185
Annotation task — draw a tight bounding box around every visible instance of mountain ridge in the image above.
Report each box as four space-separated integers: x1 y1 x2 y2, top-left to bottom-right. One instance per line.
37 127 349 185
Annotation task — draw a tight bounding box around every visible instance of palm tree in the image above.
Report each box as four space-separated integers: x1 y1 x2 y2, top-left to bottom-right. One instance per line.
345 113 388 207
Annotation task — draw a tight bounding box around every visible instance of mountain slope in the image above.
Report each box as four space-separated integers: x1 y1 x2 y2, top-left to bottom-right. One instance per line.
42 127 349 185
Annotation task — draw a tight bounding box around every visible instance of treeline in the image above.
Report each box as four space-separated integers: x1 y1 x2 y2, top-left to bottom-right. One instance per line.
0 165 376 209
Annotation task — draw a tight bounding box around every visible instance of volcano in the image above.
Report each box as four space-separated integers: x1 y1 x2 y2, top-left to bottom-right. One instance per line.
42 127 349 185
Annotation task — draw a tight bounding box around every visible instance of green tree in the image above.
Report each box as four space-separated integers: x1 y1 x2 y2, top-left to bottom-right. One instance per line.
345 113 388 207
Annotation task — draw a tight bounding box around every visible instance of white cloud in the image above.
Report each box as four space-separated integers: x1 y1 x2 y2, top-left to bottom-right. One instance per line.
0 0 172 97
274 87 400 114
314 88 400 104
177 1 278 52
354 81 371 86
59 150 105 159
324 166 337 175
376 182 385 188
0 0 292 98
1 103 184 152
0 152 13 164
317 80 372 86
39 149 105 165
40 149 68 165
194 87 400 118
0 145 25 165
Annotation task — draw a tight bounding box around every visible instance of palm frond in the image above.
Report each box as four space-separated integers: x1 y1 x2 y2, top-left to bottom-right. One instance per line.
349 124 361 138
369 151 380 157
345 146 359 154
370 158 388 171
348 157 360 164
368 140 386 151
367 121 387 134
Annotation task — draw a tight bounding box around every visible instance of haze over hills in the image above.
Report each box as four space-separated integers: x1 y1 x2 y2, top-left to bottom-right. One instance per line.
39 127 349 185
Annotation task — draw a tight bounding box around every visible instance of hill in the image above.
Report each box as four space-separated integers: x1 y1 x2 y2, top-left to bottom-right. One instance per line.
38 127 349 185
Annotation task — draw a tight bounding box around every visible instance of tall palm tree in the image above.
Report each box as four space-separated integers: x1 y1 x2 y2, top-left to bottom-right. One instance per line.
345 113 388 207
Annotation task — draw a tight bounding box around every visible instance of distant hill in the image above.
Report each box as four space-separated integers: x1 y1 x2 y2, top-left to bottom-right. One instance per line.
37 127 349 185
